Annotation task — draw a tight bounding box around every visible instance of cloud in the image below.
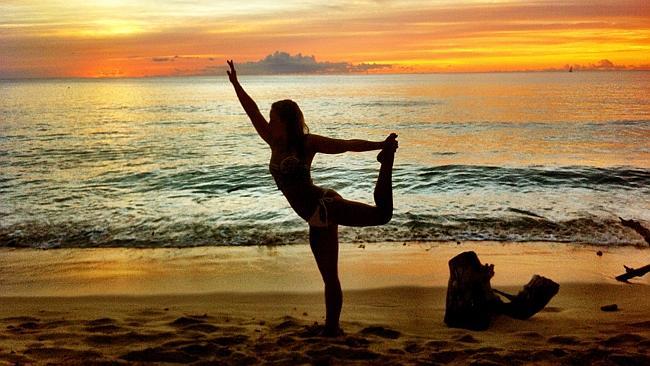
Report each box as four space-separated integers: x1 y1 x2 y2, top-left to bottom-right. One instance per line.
152 56 175 62
242 51 348 74
556 59 650 71
576 59 625 70
151 55 206 63
349 63 393 72
202 51 392 75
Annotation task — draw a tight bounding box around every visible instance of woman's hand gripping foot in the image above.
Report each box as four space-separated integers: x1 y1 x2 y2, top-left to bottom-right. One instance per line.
377 133 398 163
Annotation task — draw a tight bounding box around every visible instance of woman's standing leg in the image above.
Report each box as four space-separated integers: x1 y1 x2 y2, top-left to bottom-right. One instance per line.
309 223 342 336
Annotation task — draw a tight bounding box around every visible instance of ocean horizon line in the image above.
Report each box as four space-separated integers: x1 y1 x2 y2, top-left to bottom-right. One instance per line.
3 68 650 82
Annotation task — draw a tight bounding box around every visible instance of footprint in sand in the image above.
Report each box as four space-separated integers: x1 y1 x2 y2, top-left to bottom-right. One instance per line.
403 341 422 353
84 318 123 334
547 335 581 345
273 318 301 331
169 315 224 334
629 320 650 329
85 330 175 345
2 316 40 323
120 347 198 363
183 323 221 333
85 324 123 333
85 317 117 326
169 316 208 327
207 334 249 346
360 326 401 339
424 340 450 349
6 320 41 334
599 333 646 347
42 319 73 329
24 347 102 361
36 332 84 341
306 345 380 361
136 308 167 317
0 350 31 364
455 334 480 343
427 350 464 364
515 331 545 340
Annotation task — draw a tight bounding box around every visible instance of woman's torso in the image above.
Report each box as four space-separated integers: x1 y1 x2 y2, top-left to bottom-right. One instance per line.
268 140 326 220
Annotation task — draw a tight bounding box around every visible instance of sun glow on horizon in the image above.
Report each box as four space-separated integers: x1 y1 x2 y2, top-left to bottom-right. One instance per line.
1 0 649 78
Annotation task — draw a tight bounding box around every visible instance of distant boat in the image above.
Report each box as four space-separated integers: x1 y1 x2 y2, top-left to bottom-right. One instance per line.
569 66 573 72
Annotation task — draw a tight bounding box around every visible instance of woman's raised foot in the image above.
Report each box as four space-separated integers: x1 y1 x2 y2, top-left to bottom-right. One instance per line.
377 133 398 163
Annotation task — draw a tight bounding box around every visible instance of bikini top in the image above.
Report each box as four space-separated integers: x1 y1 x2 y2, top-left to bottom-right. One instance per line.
269 155 312 190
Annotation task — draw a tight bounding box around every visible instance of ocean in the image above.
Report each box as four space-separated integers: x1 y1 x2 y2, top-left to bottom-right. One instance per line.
1 72 649 248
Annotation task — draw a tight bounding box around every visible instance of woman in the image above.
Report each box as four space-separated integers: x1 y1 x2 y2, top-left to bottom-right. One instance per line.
227 60 397 336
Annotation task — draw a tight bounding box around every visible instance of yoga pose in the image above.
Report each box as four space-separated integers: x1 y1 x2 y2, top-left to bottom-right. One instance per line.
227 60 397 336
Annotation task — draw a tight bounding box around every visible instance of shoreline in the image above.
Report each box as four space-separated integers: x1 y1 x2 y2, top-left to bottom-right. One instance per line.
1 241 648 297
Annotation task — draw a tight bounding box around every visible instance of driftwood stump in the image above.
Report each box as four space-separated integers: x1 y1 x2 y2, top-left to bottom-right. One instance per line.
444 251 559 330
444 251 501 330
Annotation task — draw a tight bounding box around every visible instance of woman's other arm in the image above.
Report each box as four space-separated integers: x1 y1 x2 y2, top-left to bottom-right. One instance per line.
227 60 271 145
307 133 397 154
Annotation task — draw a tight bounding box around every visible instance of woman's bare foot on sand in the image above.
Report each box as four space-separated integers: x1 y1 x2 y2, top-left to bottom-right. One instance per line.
322 326 345 338
302 323 345 337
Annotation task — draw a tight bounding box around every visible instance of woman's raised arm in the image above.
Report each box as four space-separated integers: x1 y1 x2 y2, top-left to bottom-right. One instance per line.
227 60 271 145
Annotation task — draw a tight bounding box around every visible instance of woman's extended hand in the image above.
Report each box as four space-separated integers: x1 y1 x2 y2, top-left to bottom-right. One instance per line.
226 60 238 84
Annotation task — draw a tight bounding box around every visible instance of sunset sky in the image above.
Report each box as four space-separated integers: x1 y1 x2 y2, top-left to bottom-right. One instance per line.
1 0 649 78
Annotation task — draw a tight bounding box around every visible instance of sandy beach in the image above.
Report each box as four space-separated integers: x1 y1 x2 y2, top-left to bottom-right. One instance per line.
1 242 649 365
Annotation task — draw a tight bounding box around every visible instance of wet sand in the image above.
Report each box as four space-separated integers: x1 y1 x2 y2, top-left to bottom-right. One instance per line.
1 242 649 365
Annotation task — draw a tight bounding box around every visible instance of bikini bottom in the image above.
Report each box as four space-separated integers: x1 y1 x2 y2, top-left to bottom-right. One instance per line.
307 189 336 228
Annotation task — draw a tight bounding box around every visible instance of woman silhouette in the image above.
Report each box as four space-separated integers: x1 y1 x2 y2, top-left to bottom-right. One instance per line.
227 60 397 336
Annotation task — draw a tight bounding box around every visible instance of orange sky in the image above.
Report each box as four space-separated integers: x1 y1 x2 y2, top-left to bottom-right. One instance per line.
1 0 649 78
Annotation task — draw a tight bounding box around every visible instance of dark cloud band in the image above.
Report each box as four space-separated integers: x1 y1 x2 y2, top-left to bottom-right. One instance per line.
210 51 392 75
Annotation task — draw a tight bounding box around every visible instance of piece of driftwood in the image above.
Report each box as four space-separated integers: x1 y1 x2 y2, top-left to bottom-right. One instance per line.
615 264 650 283
619 217 650 245
497 275 559 320
444 251 501 330
444 251 559 330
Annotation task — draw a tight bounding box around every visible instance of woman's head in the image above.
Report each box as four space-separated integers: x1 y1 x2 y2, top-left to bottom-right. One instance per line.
270 99 309 152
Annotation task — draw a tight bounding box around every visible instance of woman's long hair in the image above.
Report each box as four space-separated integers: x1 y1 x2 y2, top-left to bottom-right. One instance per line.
272 99 309 157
